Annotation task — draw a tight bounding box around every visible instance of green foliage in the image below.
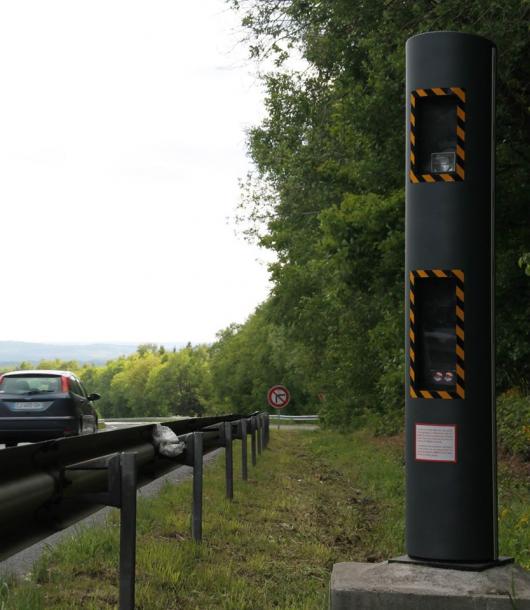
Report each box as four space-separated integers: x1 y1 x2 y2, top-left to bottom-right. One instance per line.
144 346 213 417
107 351 161 417
87 345 214 418
518 253 530 277
210 306 312 415
215 0 530 430
497 390 530 459
2 345 217 419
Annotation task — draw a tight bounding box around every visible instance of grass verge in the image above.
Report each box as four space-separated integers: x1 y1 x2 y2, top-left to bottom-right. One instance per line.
1 429 528 609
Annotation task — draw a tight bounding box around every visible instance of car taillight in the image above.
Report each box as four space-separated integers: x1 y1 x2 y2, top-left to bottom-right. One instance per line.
0 375 4 385
61 376 70 392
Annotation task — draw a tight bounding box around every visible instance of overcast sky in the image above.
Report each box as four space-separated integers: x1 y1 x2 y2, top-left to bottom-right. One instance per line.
0 0 273 345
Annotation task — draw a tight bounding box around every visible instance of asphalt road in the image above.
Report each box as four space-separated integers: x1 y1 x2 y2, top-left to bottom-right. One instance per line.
0 421 154 449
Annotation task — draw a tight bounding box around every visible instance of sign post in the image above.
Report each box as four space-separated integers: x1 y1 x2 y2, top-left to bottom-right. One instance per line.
267 385 290 430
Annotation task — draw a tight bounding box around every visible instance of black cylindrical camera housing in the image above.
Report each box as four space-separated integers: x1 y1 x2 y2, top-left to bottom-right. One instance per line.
405 32 497 562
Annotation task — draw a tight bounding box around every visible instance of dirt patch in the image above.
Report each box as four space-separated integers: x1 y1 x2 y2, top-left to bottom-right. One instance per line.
370 432 404 452
498 450 530 482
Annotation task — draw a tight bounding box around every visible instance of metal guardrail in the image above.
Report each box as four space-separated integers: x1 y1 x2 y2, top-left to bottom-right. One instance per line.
102 417 185 422
0 411 271 609
268 414 320 421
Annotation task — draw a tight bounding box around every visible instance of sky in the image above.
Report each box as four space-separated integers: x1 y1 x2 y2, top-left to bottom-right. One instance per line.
0 0 272 345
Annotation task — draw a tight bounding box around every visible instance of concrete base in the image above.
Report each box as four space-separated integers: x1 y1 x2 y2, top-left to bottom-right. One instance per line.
330 561 530 609
389 554 514 571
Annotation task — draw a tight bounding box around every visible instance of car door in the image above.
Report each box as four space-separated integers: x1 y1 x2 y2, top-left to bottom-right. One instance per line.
69 377 93 434
77 377 98 433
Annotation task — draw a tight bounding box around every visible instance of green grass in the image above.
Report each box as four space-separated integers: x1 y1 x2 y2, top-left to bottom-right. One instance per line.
1 430 528 609
498 458 530 567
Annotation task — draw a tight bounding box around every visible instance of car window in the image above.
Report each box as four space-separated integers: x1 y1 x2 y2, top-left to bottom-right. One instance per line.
69 378 83 395
0 376 62 394
76 379 87 397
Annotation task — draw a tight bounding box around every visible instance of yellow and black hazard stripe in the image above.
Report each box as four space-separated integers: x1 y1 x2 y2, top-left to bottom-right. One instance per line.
409 87 466 184
409 269 465 400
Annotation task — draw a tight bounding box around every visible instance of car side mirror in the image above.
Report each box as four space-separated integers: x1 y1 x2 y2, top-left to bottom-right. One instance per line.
88 393 101 401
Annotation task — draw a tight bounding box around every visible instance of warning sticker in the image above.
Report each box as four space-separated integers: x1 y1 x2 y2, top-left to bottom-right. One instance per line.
415 424 457 463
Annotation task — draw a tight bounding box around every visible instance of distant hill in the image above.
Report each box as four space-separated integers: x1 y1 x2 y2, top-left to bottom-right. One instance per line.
0 341 187 366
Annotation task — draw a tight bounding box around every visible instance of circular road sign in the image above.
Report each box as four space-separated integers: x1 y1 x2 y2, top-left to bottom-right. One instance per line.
267 385 290 409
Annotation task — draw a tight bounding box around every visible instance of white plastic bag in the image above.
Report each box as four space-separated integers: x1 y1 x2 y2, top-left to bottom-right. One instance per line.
152 424 185 458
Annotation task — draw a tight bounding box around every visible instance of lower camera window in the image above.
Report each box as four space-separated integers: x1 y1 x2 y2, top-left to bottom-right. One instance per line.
415 276 457 392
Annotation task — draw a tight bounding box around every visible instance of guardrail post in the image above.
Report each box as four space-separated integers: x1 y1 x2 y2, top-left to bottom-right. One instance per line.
119 452 137 610
191 431 203 542
264 413 270 448
64 452 137 610
257 414 263 456
260 414 267 450
224 421 233 500
240 419 248 481
251 416 257 466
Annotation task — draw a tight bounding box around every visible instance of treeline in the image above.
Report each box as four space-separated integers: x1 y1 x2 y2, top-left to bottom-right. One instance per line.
214 0 530 438
3 339 311 419
6 345 215 419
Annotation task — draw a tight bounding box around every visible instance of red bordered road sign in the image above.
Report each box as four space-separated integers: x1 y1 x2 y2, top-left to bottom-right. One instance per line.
267 385 290 409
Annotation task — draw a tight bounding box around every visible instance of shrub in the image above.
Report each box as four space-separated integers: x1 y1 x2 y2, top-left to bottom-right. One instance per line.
497 390 530 460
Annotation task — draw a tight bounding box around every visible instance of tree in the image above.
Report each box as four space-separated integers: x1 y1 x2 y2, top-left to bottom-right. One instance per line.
210 304 312 415
145 346 213 417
